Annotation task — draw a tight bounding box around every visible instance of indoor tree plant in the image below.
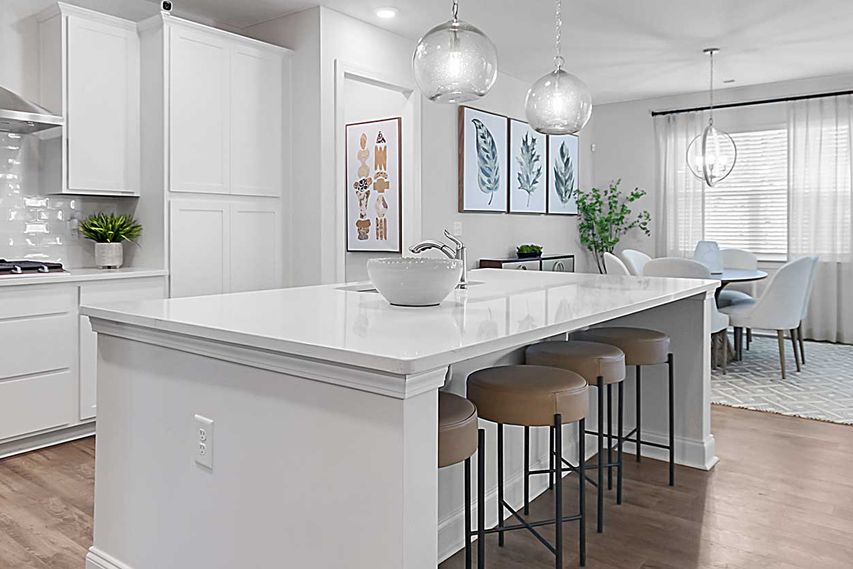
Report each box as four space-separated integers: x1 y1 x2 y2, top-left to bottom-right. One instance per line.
576 179 651 274
79 212 142 269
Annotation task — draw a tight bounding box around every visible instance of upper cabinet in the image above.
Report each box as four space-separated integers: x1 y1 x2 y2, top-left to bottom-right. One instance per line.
142 16 289 198
39 4 140 196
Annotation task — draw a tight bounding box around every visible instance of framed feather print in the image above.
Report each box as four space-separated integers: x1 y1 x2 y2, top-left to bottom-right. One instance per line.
508 119 546 214
459 107 508 212
546 133 579 215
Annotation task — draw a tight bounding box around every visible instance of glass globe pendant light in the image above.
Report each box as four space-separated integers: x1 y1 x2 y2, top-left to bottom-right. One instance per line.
686 48 737 186
524 0 592 135
412 0 498 104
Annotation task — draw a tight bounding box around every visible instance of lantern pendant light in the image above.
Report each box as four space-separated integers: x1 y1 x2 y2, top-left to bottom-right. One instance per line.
412 0 498 104
686 48 737 186
524 0 592 135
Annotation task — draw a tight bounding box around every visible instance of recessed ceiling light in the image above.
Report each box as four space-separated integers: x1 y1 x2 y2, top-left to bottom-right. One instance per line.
376 7 398 19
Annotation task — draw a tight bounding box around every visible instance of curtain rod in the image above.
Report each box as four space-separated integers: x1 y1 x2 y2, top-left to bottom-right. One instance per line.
650 88 853 117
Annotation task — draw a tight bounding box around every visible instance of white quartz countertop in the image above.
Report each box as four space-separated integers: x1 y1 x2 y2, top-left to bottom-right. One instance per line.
82 269 717 375
0 267 168 287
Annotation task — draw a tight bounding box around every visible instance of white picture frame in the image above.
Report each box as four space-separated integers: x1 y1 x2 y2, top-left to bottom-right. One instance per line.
459 106 508 213
508 119 547 214
345 117 402 252
547 133 579 215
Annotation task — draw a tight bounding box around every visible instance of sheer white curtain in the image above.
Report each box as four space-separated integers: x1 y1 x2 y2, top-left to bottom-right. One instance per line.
654 111 706 256
788 95 853 342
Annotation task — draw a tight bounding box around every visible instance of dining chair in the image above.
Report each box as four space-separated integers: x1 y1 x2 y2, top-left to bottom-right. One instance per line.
796 256 819 365
719 248 760 348
693 241 723 274
719 256 813 379
603 252 632 276
620 249 652 276
643 258 730 373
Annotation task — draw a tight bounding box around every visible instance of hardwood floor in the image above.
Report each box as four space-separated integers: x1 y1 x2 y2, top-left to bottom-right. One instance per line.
0 438 94 569
0 407 851 569
442 405 853 569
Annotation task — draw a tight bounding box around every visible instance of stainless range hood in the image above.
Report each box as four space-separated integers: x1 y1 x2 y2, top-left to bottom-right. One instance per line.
0 85 63 135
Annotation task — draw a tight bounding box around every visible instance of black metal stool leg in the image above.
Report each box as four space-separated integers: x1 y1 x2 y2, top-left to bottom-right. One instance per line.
524 425 530 515
497 423 505 546
607 383 613 490
596 377 604 533
635 365 642 463
617 381 624 505
549 426 555 489
578 418 586 567
668 353 675 486
477 429 485 569
554 414 563 569
464 457 472 569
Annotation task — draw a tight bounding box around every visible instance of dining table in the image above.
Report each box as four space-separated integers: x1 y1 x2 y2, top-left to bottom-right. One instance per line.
712 268 769 302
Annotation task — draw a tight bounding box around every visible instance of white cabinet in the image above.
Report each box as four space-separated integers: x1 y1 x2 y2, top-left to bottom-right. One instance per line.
39 4 140 196
159 17 287 197
0 285 77 441
78 277 167 420
169 199 280 297
169 200 231 297
168 25 230 194
230 44 283 197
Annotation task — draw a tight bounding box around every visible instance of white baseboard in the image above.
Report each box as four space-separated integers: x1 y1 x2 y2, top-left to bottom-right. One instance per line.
86 548 134 569
0 421 95 460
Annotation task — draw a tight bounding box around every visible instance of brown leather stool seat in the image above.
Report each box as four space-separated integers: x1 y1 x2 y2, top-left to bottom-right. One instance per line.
467 365 588 427
525 340 626 384
438 391 479 468
572 326 669 366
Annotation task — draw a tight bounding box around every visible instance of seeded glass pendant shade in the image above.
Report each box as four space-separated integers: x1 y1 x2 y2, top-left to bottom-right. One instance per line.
687 48 737 186
412 0 497 104
525 0 591 135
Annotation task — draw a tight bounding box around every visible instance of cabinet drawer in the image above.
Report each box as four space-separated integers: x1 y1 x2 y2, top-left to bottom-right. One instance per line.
79 276 167 305
0 284 76 320
0 313 76 380
0 369 76 441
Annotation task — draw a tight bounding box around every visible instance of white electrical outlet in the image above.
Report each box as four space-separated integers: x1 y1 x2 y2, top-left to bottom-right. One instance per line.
452 221 463 237
194 414 214 469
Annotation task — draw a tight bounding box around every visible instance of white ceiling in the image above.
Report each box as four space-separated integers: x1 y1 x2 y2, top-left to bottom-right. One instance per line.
159 0 853 104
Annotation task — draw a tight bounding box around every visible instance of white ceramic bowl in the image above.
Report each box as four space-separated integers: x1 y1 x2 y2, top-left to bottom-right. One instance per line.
367 257 463 307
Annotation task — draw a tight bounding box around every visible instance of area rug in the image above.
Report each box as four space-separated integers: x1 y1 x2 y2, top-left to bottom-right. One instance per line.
711 335 853 425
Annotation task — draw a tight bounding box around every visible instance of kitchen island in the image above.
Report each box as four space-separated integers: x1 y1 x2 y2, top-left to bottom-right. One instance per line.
81 269 718 569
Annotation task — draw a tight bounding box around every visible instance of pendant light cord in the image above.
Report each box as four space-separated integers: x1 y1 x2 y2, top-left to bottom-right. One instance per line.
452 0 459 21
554 0 564 69
708 50 715 125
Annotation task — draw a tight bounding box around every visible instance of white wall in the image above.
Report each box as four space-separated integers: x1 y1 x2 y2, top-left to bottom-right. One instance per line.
248 7 595 283
591 73 853 257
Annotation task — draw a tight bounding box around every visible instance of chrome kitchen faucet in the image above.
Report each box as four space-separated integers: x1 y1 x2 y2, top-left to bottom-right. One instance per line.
409 229 468 289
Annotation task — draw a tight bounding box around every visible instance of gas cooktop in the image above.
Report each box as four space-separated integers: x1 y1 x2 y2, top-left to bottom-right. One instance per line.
0 260 65 275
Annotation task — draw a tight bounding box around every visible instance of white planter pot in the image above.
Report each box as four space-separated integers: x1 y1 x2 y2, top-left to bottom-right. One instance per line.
95 242 124 269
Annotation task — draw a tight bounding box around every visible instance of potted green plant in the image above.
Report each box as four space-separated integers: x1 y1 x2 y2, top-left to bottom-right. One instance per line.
576 180 651 274
79 213 142 269
516 244 543 259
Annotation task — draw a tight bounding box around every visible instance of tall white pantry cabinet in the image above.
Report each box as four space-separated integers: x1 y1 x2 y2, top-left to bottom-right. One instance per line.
139 14 291 298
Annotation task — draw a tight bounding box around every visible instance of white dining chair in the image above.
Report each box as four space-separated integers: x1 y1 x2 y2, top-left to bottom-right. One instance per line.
796 256 819 365
717 248 759 308
603 252 631 276
719 256 813 379
693 241 723 274
620 249 651 276
644 257 730 372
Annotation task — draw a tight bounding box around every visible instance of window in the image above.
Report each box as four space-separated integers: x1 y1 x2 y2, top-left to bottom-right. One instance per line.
704 129 788 260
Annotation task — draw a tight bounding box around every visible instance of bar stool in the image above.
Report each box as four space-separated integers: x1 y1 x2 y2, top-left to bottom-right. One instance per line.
525 340 626 533
572 327 675 486
467 365 588 568
439 391 484 569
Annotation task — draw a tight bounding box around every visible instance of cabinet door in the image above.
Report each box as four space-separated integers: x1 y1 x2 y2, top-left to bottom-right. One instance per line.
66 15 139 194
169 25 229 194
230 45 282 197
230 202 281 292
169 200 230 297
